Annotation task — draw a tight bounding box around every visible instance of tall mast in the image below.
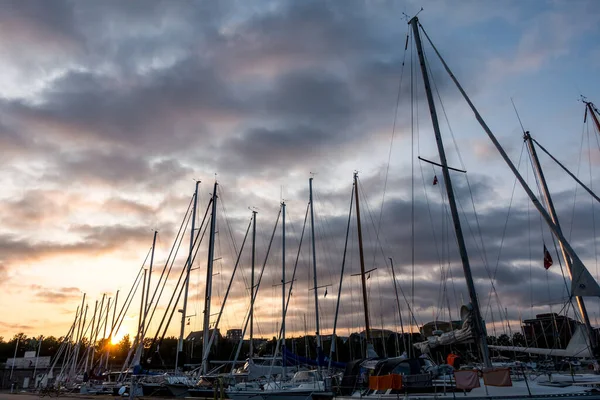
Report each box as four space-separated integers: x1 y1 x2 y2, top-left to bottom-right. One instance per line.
176 181 200 371
389 258 408 354
353 172 372 351
141 231 157 342
281 201 287 378
250 210 257 358
525 131 597 350
410 17 491 367
309 177 322 371
418 18 600 299
201 181 218 375
585 101 600 134
138 270 147 344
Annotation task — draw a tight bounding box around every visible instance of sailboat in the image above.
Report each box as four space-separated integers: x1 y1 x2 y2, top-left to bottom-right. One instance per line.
227 178 335 400
334 15 600 399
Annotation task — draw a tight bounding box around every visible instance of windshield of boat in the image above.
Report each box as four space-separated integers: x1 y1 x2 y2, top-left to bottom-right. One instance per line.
292 370 322 383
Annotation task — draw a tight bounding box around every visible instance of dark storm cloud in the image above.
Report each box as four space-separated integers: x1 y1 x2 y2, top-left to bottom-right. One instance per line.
0 0 432 184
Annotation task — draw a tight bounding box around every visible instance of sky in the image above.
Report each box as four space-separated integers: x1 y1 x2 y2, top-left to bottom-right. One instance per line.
1 0 600 346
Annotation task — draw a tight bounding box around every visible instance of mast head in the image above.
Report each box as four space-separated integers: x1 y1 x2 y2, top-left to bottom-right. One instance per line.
407 7 423 25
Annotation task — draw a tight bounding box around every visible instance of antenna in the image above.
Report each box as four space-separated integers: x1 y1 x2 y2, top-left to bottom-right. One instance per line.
510 97 526 134
403 7 423 21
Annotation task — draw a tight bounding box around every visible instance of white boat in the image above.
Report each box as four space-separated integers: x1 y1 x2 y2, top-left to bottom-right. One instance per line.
227 370 333 400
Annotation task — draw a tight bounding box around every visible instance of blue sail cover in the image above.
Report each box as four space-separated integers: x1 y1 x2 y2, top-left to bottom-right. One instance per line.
283 347 346 369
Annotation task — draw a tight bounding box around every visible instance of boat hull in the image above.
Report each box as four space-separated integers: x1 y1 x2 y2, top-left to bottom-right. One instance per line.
228 390 333 400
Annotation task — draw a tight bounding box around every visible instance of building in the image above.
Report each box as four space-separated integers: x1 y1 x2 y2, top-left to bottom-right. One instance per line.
186 329 221 347
1 351 51 390
226 329 243 342
522 313 579 349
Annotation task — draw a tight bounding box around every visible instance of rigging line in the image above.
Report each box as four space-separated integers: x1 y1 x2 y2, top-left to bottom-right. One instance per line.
156 210 211 347
483 143 524 321
427 44 495 288
527 157 533 319
143 197 194 336
230 209 281 371
356 177 422 329
454 184 506 324
314 190 342 287
417 159 448 309
424 42 466 171
151 198 212 346
356 177 391 280
374 26 411 264
220 189 252 303
526 145 563 318
418 22 596 337
107 248 150 338
410 27 417 346
201 216 252 373
587 122 600 289
432 162 451 320
568 120 587 243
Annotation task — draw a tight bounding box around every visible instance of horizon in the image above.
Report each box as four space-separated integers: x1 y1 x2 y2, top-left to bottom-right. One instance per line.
1 0 600 351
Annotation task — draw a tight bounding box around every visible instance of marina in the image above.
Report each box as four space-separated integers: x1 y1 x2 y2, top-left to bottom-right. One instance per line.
1 2 600 400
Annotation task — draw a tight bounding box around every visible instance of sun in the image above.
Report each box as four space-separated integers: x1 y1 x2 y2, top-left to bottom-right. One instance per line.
111 329 126 345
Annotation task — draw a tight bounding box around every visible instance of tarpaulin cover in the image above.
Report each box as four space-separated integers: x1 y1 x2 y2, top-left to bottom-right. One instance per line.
368 374 403 391
483 368 512 387
454 370 480 390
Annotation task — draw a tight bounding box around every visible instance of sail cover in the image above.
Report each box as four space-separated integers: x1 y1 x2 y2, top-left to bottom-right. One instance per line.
489 325 592 358
413 305 474 353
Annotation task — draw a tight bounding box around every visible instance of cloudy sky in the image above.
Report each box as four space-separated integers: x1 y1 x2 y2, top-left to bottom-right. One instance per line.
1 0 600 346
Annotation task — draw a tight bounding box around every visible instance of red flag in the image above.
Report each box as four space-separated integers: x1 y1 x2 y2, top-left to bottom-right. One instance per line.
433 175 438 185
544 245 553 270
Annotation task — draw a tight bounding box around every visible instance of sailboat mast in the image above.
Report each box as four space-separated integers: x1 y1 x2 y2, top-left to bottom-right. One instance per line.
250 210 257 358
309 177 322 371
176 181 200 371
138 270 147 344
419 19 600 301
143 231 157 325
353 172 372 349
410 17 491 367
202 181 218 375
586 101 600 134
389 258 408 354
140 231 157 350
281 201 287 378
525 131 597 350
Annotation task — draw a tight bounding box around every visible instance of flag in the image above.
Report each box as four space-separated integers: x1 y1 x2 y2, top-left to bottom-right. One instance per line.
544 244 553 270
324 288 328 298
433 175 438 185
